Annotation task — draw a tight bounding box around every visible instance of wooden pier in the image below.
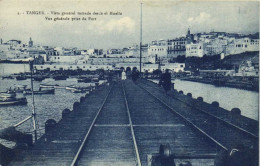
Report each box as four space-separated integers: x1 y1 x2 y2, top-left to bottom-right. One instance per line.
7 79 259 166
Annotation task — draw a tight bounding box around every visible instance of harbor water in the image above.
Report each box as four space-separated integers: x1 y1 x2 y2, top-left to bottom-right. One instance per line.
151 79 259 121
0 63 30 75
0 64 103 147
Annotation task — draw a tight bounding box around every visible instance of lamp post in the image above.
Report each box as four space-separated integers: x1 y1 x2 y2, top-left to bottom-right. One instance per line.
29 60 37 141
139 2 143 76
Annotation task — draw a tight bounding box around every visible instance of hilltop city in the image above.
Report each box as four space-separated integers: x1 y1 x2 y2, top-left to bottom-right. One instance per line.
0 29 259 77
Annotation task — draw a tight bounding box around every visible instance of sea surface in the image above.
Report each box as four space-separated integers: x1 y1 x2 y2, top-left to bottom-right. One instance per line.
151 79 259 121
0 64 103 147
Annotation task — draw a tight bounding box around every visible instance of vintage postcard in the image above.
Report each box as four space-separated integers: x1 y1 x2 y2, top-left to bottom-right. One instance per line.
0 0 259 166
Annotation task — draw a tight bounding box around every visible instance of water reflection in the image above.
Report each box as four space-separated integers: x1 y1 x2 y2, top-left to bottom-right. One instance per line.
173 79 259 120
151 79 258 120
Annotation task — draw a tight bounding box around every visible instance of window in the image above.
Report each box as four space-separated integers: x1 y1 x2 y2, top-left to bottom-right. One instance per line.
58 57 60 59
41 66 43 68
83 66 85 68
54 66 56 68
70 66 72 68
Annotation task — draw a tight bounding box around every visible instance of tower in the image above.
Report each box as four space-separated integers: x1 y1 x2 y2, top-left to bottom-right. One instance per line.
187 27 190 35
186 28 193 44
29 37 33 47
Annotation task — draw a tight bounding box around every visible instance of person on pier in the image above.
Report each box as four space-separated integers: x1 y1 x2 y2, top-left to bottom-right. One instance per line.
160 69 171 93
132 68 140 83
121 69 126 80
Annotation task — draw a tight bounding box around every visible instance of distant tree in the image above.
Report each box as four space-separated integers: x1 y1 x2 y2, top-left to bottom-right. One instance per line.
176 55 186 63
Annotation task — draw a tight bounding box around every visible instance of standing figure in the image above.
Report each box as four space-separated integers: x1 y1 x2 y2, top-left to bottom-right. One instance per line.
121 70 127 80
132 68 140 83
161 69 171 93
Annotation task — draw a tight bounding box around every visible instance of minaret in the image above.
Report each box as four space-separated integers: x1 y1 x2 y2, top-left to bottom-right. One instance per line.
186 27 192 44
187 27 190 35
29 37 33 47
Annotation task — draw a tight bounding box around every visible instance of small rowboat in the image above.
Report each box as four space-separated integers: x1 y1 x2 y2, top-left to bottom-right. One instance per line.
40 84 59 88
16 75 27 80
77 78 92 83
13 85 29 93
2 76 14 79
66 85 90 93
34 76 46 81
23 88 55 95
0 97 27 106
0 92 16 98
53 75 68 80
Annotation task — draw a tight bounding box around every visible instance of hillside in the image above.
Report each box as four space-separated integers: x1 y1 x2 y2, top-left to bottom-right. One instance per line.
222 51 259 66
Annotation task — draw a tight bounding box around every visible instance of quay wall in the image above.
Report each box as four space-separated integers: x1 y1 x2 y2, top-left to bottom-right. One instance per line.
34 64 114 71
181 77 259 92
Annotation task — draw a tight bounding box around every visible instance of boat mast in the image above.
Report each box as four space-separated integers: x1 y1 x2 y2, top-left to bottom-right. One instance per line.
139 2 143 74
30 60 37 141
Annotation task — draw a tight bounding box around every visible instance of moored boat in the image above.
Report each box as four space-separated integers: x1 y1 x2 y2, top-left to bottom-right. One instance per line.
53 75 68 80
77 78 92 83
40 84 59 88
66 85 90 93
13 85 30 93
0 91 27 106
1 76 14 80
16 75 27 80
23 88 55 95
34 76 46 81
92 77 99 82
0 97 27 106
70 88 87 93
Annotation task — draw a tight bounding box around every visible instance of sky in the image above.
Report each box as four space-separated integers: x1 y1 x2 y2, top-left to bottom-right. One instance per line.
0 0 259 49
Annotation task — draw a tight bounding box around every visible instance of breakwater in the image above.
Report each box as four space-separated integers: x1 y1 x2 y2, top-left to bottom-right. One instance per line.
181 77 259 92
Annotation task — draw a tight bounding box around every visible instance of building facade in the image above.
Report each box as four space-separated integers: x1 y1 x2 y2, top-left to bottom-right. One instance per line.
167 37 186 60
186 42 205 57
148 40 168 59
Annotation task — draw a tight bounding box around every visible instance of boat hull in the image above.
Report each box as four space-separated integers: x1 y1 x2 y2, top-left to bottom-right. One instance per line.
23 89 55 95
0 98 27 106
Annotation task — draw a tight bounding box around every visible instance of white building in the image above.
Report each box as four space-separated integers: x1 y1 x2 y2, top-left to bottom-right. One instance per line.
124 44 148 58
204 38 228 56
142 63 185 73
49 55 85 64
148 40 168 59
226 37 259 55
161 63 185 72
186 42 205 57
